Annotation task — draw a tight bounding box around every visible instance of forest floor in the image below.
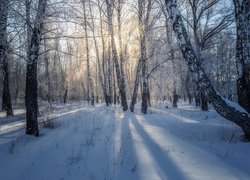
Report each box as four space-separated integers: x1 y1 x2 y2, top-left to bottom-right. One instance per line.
0 101 250 180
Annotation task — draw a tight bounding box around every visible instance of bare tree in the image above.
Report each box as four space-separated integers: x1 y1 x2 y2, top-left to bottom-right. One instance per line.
105 0 128 111
159 0 179 107
164 0 250 139
130 0 152 114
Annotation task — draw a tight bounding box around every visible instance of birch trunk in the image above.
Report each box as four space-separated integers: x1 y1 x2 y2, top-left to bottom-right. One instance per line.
106 0 128 111
117 0 127 107
165 0 250 140
233 0 250 113
138 0 151 114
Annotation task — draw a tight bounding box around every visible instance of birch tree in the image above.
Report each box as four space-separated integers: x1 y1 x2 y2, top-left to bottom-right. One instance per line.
233 0 250 113
139 0 148 114
105 0 128 111
25 0 47 136
130 0 152 113
159 0 179 107
164 0 250 140
184 0 233 111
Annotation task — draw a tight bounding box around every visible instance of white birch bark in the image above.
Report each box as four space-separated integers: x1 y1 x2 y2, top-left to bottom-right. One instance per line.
105 0 128 111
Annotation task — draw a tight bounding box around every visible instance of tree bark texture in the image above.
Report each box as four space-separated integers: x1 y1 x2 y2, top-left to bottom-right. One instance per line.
25 0 47 136
233 0 250 113
2 57 13 116
138 0 149 114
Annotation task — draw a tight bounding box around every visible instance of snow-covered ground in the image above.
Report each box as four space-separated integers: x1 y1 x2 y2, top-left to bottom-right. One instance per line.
0 102 250 180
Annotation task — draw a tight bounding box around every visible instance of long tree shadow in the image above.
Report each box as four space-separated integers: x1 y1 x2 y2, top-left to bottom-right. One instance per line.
110 111 140 180
136 113 250 179
0 113 26 126
130 115 187 180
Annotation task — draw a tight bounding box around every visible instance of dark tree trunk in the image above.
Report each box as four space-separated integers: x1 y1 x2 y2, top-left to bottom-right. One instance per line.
188 95 192 104
25 0 47 137
147 86 151 107
113 64 117 105
165 0 250 140
183 94 186 102
25 59 39 136
0 0 13 116
63 86 68 104
237 75 250 112
194 86 200 107
186 75 192 104
138 0 151 114
201 91 208 111
173 91 178 108
233 0 250 113
141 50 148 114
91 95 94 106
2 58 13 116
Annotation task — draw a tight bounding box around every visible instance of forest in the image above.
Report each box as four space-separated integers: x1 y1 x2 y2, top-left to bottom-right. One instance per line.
0 0 250 179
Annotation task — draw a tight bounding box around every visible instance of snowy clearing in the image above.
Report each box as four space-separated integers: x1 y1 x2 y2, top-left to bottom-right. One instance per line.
0 102 250 180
